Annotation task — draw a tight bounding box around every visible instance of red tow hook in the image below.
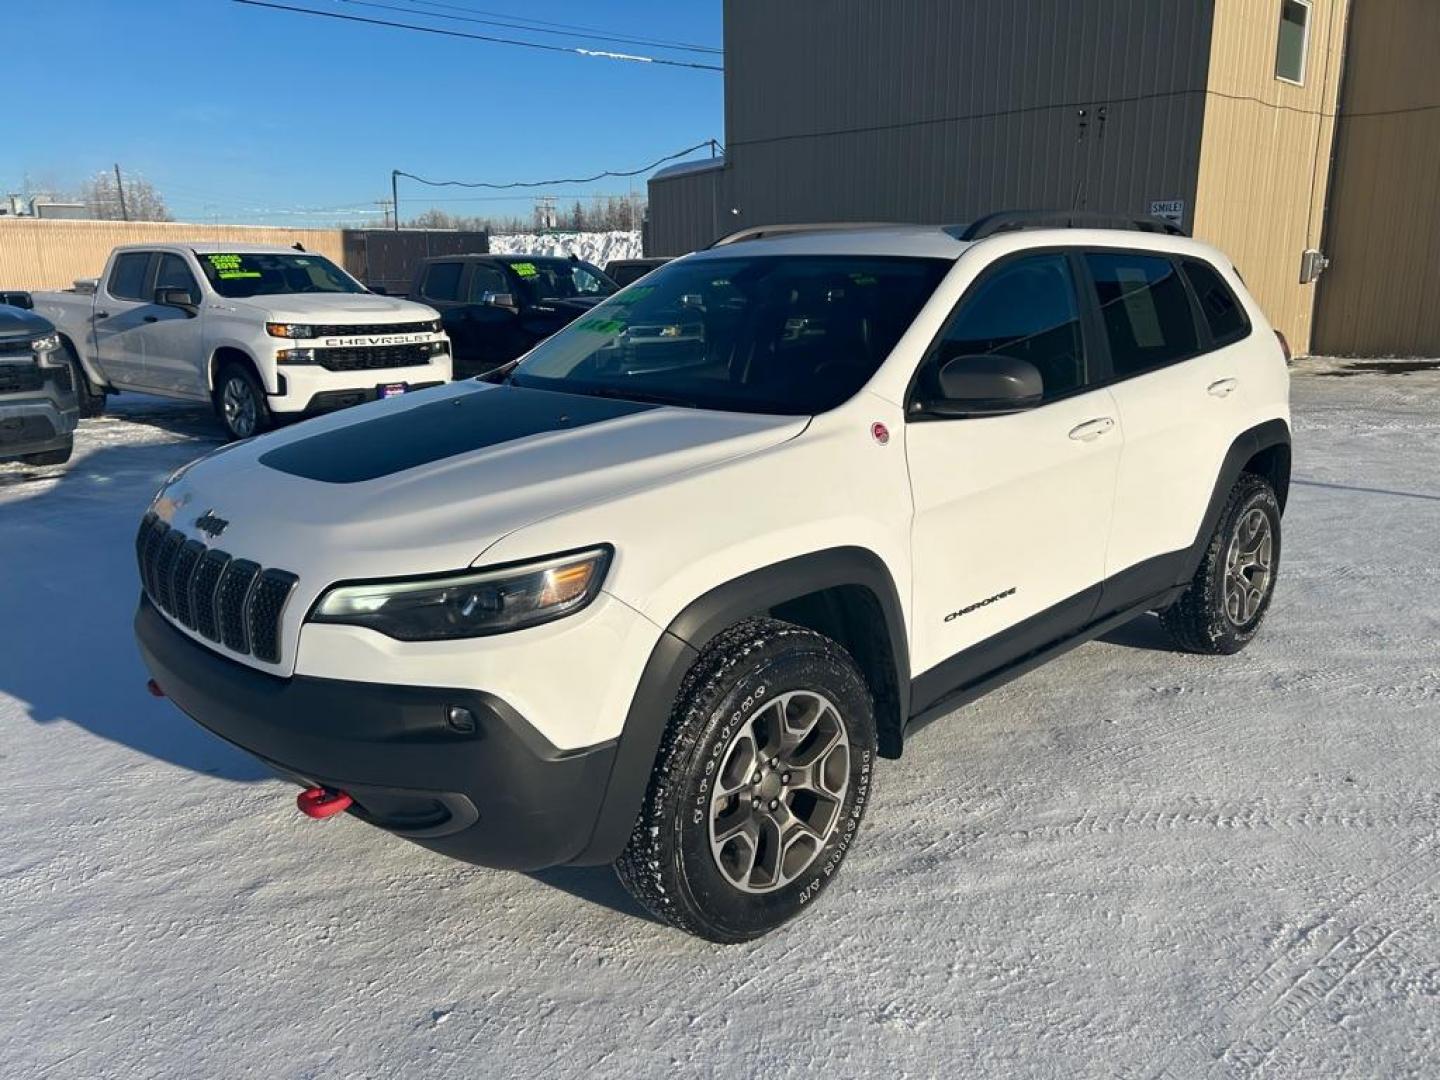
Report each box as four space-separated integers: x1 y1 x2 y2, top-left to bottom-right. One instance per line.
146 679 166 698
297 787 354 820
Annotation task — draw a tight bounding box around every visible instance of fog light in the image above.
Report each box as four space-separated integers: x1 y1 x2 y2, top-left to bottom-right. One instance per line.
446 705 477 733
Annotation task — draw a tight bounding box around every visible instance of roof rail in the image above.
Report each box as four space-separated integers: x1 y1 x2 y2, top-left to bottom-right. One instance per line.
708 222 897 248
951 210 1188 242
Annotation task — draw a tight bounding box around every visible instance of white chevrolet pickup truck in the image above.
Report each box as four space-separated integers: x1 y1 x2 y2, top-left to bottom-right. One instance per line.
34 243 452 438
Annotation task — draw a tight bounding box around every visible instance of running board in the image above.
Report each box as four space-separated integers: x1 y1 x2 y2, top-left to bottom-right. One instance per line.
903 588 1184 738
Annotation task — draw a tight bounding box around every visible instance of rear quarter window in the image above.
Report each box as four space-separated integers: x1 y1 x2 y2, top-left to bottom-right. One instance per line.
1180 258 1251 347
1085 251 1200 378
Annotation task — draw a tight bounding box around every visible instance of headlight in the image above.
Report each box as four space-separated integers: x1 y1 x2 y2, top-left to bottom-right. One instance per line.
31 332 61 355
426 318 442 333
266 323 315 339
310 547 611 640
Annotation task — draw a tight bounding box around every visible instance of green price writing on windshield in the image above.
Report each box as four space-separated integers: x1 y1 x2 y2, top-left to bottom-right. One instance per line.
207 253 261 280
511 262 539 278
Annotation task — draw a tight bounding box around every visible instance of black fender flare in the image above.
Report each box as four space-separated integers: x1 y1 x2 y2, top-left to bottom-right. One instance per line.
571 546 908 865
1178 418 1292 585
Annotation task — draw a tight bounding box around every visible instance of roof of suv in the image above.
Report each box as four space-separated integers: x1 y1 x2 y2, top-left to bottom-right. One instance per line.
692 219 1222 266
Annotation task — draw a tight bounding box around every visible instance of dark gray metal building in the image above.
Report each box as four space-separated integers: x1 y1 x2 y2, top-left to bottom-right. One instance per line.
647 0 1217 256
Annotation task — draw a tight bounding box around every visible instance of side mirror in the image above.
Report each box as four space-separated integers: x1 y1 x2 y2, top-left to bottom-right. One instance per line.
928 354 1043 416
155 287 199 315
481 291 517 311
0 290 33 310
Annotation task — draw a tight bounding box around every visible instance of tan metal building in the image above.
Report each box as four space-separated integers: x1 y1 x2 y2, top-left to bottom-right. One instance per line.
651 0 1434 356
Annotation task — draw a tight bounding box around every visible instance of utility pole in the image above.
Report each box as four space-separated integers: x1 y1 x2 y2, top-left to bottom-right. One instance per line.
391 169 400 231
114 163 130 222
374 199 394 229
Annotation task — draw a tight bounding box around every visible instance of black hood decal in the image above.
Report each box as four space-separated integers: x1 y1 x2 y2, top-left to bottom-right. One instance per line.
259 384 656 484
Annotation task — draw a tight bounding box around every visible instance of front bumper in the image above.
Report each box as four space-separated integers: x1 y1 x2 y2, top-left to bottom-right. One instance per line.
135 595 618 870
266 343 453 414
0 397 78 460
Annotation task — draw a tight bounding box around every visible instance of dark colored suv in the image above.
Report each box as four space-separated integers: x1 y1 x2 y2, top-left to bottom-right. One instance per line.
0 299 79 467
409 254 618 377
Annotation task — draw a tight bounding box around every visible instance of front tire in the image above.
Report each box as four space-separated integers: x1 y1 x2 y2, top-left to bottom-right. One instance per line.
616 618 876 943
1160 472 1281 654
215 363 271 441
60 343 106 418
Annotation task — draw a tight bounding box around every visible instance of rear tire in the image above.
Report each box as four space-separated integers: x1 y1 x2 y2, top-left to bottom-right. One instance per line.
1160 473 1281 654
20 436 74 467
616 618 877 943
215 362 271 441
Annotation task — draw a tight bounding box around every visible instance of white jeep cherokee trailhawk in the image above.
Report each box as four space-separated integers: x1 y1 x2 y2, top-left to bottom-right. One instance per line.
135 213 1291 942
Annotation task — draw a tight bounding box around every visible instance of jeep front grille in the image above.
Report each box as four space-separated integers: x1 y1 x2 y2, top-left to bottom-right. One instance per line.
135 512 298 664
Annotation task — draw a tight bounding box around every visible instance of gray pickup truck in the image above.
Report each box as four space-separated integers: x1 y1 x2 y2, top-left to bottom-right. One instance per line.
0 297 79 467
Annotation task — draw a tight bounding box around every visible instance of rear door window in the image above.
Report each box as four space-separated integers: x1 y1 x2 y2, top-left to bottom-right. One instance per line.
930 253 1087 401
421 262 463 302
1180 258 1251 347
1084 252 1200 378
108 252 153 301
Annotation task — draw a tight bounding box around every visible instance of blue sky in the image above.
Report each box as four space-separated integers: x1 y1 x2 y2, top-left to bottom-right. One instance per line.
6 0 723 226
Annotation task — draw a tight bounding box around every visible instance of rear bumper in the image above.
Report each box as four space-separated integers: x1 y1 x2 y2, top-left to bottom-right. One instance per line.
0 397 78 459
134 596 618 870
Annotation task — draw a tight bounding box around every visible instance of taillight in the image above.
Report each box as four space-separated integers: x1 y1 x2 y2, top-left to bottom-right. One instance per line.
1274 330 1292 362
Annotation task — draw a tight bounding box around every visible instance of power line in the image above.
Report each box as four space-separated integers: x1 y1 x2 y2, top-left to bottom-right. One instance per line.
350 0 722 56
727 86 1440 152
392 0 721 52
395 139 721 191
231 0 723 71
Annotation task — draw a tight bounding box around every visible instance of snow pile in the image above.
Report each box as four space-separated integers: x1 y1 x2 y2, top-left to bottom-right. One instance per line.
489 230 642 267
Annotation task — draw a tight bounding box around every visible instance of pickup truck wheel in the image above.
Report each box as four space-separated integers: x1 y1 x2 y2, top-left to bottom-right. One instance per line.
20 435 74 467
60 344 105 418
616 617 876 943
1160 473 1281 654
216 364 271 440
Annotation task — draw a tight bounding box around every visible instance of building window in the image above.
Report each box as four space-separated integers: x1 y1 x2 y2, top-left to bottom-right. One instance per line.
1275 0 1311 85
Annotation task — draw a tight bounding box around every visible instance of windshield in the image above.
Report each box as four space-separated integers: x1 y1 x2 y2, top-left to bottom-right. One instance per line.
508 255 949 415
508 259 617 303
198 252 366 299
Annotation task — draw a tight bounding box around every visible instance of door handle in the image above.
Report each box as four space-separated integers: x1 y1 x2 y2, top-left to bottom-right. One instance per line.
1207 377 1239 398
1068 417 1116 442
95 311 110 319
143 315 158 323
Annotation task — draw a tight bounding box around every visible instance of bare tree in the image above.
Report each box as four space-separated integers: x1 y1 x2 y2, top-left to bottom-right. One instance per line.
80 170 172 222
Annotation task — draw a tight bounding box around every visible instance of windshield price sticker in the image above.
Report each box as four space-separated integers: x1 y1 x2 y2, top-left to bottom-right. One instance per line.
206 253 261 280
511 262 540 278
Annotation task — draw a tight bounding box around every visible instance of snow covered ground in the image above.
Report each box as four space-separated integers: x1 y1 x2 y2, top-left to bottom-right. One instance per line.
489 229 642 266
2 360 1438 1078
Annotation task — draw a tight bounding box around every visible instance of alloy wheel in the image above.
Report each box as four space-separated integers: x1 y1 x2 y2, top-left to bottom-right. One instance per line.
221 376 257 438
708 690 851 894
1224 507 1274 625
